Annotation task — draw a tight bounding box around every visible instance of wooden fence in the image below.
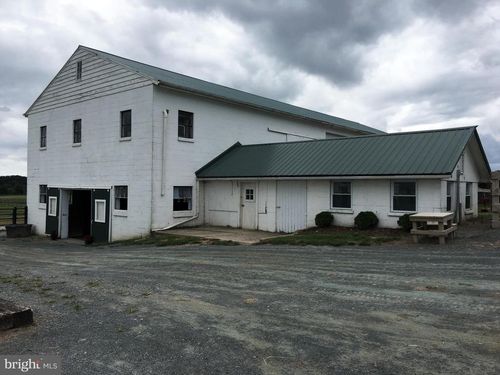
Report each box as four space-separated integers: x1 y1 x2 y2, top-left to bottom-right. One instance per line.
0 206 28 226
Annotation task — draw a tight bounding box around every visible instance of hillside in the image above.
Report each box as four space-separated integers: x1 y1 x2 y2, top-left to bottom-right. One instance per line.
0 175 27 195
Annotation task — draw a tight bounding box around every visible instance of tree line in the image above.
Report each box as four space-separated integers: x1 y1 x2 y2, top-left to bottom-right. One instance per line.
0 175 27 195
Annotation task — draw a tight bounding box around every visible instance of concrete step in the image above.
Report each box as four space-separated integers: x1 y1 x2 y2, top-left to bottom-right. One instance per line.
0 299 33 331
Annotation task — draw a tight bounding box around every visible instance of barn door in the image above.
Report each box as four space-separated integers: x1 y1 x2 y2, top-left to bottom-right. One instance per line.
91 189 110 243
276 181 307 232
45 188 60 236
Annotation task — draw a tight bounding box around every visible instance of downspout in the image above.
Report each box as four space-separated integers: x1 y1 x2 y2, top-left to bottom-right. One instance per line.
161 109 169 196
151 179 201 232
455 158 463 223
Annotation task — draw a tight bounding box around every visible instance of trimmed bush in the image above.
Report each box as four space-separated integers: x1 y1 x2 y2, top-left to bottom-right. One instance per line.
354 211 379 230
397 214 412 232
315 211 334 228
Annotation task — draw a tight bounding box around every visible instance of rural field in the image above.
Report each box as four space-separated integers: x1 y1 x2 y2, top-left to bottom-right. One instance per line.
0 195 26 225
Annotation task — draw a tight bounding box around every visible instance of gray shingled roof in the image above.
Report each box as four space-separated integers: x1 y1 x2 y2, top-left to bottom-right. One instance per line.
196 127 488 178
81 46 383 135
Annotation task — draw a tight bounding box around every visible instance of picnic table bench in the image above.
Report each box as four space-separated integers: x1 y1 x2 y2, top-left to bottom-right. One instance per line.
410 212 457 245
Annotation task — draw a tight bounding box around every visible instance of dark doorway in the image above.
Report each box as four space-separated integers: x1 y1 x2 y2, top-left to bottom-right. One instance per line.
68 190 91 238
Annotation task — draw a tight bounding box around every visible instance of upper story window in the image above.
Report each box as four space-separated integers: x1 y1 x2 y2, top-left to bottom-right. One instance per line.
73 119 82 144
178 110 193 139
40 126 47 148
76 60 82 80
392 181 416 212
331 181 351 209
39 185 47 204
114 186 128 211
120 110 132 138
465 182 472 210
173 186 192 211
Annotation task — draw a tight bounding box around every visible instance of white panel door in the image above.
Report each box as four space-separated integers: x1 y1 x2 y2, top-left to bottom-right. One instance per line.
241 183 257 229
276 181 307 232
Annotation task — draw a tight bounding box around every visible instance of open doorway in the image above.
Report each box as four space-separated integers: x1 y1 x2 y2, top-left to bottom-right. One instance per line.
68 190 91 238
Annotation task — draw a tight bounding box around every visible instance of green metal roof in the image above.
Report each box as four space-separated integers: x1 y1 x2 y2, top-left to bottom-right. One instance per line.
80 46 383 135
196 127 485 178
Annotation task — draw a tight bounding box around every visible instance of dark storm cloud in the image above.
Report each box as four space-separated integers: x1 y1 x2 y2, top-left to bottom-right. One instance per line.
147 0 413 85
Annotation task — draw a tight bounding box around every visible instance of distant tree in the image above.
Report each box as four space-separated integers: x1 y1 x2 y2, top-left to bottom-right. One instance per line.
0 175 27 195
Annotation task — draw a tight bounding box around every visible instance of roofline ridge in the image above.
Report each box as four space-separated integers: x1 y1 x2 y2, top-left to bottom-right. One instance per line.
79 45 381 134
236 126 478 148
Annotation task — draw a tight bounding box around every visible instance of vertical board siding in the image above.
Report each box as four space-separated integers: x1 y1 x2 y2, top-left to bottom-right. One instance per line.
276 181 307 232
27 48 152 115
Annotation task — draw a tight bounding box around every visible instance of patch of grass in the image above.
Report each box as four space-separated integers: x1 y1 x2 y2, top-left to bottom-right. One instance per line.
86 280 101 288
126 306 139 314
205 239 239 246
115 233 203 247
260 227 402 247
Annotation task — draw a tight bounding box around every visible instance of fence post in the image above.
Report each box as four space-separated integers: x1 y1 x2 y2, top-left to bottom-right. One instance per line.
24 206 28 224
12 207 17 225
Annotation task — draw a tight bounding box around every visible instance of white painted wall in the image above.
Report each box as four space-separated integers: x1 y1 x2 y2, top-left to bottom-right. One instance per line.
27 85 154 240
150 86 366 230
203 178 445 230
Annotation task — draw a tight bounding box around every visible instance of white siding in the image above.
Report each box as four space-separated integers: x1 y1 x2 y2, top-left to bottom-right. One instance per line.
27 85 154 240
150 86 365 230
26 48 151 115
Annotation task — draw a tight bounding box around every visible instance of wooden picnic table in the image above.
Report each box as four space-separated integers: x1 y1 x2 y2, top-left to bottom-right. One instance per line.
410 212 457 245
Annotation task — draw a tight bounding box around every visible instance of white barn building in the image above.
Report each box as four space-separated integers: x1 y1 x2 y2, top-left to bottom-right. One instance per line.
25 46 385 242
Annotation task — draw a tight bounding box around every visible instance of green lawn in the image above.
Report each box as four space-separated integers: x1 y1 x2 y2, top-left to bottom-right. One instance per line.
112 233 239 247
260 227 403 246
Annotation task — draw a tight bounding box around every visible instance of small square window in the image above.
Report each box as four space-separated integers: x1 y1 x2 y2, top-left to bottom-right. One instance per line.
76 60 82 80
39 185 47 204
332 181 351 208
245 189 254 201
40 126 47 148
173 186 192 211
114 186 128 210
178 111 193 139
120 110 132 138
392 181 416 212
95 199 106 223
73 119 82 144
48 196 57 216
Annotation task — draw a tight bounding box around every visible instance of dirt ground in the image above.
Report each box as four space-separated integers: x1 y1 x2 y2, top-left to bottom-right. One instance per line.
0 223 499 374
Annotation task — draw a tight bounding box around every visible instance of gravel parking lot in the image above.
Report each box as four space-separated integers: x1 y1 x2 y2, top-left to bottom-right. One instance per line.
0 225 499 374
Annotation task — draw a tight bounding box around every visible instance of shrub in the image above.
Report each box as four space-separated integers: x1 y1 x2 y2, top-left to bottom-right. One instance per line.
83 235 94 245
354 211 379 230
315 211 334 228
397 214 412 232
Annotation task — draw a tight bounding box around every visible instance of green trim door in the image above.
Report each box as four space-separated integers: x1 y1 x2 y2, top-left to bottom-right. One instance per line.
91 189 110 243
45 188 60 236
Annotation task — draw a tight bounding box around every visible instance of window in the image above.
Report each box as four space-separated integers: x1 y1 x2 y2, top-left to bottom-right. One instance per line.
95 200 106 223
76 60 82 80
48 196 57 216
39 185 47 204
114 186 128 210
446 181 454 211
40 126 47 148
173 186 192 211
392 181 416 212
178 110 193 139
73 119 81 144
245 189 254 201
120 110 132 138
465 182 472 210
332 181 351 208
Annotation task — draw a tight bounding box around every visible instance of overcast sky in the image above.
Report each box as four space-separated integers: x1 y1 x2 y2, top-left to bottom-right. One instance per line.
1 0 499 175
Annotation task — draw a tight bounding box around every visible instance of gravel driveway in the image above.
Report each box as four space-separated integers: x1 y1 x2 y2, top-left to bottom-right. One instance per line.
0 226 499 374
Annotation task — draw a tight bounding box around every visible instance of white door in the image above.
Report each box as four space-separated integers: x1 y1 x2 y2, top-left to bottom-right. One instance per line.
241 183 257 229
276 181 307 232
59 189 71 239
